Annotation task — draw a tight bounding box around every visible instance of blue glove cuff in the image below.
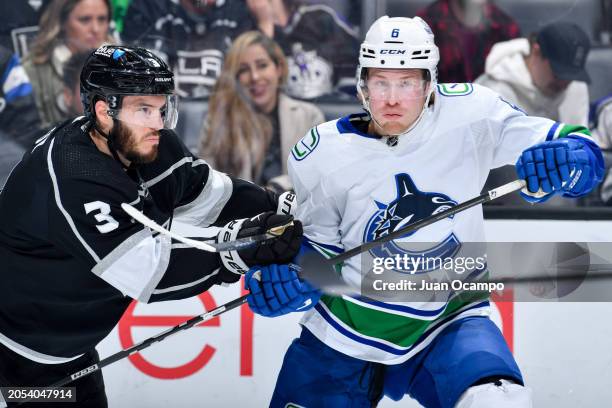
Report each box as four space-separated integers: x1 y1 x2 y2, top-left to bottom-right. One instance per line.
560 135 604 198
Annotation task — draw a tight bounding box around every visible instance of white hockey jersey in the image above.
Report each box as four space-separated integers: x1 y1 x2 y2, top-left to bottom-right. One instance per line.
288 83 591 364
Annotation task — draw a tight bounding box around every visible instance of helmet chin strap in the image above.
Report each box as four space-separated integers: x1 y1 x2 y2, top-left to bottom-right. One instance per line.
93 119 130 169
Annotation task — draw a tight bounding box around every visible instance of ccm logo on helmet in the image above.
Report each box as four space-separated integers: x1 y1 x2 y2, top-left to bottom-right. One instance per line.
380 49 406 54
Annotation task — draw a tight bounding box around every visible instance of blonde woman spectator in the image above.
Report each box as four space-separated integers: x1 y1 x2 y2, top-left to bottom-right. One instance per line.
198 31 324 192
23 0 114 127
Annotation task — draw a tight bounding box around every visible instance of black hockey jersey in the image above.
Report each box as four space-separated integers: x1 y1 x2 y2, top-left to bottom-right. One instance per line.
122 0 256 100
0 117 277 362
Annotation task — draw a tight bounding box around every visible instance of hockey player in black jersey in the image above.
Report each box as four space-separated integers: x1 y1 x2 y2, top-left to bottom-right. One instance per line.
0 45 308 407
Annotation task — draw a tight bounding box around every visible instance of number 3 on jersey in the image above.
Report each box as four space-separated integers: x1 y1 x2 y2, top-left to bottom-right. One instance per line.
85 201 119 233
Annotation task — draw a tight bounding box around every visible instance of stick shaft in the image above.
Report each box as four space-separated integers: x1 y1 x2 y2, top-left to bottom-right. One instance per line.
121 203 283 252
331 180 525 265
46 295 248 389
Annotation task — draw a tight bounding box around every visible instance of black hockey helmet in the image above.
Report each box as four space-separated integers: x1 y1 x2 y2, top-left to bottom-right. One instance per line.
80 45 175 121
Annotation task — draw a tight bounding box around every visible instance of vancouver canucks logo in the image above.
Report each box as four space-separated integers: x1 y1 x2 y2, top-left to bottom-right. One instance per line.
363 174 461 274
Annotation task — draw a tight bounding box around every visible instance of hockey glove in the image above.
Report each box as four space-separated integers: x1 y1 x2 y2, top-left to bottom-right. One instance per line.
276 191 297 216
245 263 321 317
515 135 604 203
218 212 303 276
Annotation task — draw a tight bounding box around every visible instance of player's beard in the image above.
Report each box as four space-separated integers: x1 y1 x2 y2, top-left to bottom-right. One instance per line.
112 120 160 164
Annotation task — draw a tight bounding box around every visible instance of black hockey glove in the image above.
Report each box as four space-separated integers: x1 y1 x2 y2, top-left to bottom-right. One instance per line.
276 191 297 216
218 211 303 277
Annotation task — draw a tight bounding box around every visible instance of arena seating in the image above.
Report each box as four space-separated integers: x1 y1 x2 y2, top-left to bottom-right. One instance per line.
586 46 612 102
495 0 602 40
174 100 207 153
384 0 603 41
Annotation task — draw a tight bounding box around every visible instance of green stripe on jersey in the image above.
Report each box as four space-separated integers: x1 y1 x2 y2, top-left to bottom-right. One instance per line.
558 124 591 138
311 244 488 348
320 290 488 348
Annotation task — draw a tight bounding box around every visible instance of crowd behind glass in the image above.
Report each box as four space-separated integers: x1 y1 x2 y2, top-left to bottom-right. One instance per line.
1 0 611 206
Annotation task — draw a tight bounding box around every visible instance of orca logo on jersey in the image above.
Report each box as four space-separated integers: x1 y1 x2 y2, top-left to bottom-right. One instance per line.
363 174 460 274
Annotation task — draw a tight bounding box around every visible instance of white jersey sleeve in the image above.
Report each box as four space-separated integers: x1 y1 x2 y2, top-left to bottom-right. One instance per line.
474 84 556 169
287 125 344 256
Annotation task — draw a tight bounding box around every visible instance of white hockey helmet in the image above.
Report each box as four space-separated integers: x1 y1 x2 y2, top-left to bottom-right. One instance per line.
357 16 439 109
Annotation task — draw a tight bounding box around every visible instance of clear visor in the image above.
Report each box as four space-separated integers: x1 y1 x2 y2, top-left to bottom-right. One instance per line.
362 78 429 101
108 94 179 130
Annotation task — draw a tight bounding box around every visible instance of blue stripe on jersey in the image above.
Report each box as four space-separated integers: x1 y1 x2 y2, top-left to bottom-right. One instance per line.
350 297 447 317
336 114 381 139
304 238 344 255
315 302 408 355
408 301 490 352
546 122 561 141
349 264 488 317
315 300 490 356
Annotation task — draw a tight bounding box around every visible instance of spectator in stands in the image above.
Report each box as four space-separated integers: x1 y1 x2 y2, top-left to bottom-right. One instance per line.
591 95 612 204
198 31 324 192
122 0 265 101
592 95 612 149
109 0 132 34
476 22 591 126
61 50 91 117
248 0 359 99
0 44 41 145
0 46 42 144
0 1 40 56
417 0 520 83
23 0 114 128
478 22 592 208
0 45 41 186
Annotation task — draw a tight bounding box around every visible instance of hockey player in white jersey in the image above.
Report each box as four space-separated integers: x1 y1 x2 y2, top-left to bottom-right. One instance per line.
243 15 604 408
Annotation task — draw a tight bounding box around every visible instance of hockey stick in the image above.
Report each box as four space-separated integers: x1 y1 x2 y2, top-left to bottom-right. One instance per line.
338 179 527 264
295 179 612 293
297 179 529 289
16 294 250 404
121 203 290 252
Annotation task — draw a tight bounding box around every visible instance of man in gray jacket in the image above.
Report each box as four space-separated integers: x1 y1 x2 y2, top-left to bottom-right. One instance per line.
476 21 591 127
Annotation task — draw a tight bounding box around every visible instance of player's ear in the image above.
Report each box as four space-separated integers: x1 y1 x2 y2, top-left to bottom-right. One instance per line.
94 99 112 131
